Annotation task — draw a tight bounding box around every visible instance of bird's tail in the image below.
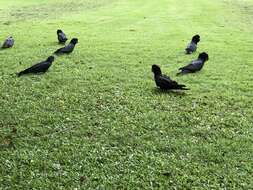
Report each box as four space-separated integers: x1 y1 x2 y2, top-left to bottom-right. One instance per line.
177 84 190 90
180 87 190 90
176 68 184 76
17 68 30 77
17 71 24 77
53 51 59 55
176 72 182 76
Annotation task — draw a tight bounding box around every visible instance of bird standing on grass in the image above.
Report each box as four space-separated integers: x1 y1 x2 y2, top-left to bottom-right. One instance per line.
2 36 14 48
57 29 68 44
185 35 200 54
17 56 55 77
54 38 78 55
152 64 189 90
177 52 209 75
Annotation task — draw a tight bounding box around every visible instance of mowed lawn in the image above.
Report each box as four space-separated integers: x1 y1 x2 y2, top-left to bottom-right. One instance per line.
0 0 253 189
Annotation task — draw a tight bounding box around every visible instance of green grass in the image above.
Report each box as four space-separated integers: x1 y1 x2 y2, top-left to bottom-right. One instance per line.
0 0 253 189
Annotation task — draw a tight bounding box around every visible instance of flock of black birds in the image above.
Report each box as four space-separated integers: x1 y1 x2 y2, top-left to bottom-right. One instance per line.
2 31 208 91
152 34 209 91
1 29 78 77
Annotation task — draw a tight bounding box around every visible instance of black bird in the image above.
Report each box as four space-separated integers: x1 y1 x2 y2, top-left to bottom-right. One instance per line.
57 29 68 43
152 64 189 90
177 52 209 75
17 56 55 77
54 38 78 55
185 35 200 54
2 36 14 48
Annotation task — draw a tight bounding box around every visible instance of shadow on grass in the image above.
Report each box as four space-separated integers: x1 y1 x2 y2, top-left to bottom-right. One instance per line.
151 88 189 96
9 72 49 79
0 47 12 51
175 70 204 77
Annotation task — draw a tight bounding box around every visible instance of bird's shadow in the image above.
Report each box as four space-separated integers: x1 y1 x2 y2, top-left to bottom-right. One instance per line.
152 88 189 96
12 72 47 78
0 47 10 51
176 71 202 77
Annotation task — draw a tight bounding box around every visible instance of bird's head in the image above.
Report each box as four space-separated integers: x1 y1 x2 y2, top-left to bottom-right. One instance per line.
47 56 55 62
192 34 200 43
198 52 209 62
70 38 78 45
152 64 162 75
57 29 63 34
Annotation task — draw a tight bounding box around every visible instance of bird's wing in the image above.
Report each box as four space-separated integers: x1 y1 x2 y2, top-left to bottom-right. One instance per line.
18 61 51 76
155 75 170 87
3 38 14 47
180 60 203 72
180 63 196 71
160 75 187 89
167 78 186 88
28 61 50 71
155 74 188 90
159 75 175 87
2 39 9 47
161 74 172 81
186 42 196 52
56 44 73 53
58 33 67 41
